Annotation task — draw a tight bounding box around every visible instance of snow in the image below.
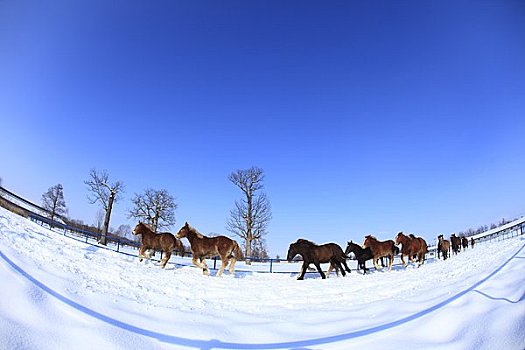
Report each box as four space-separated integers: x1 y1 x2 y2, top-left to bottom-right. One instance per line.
1 206 524 349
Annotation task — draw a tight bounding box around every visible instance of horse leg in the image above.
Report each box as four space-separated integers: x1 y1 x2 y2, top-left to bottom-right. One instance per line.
297 262 308 280
160 251 171 268
373 257 381 270
138 246 146 262
314 262 326 279
217 261 226 277
332 259 346 277
326 262 334 278
418 253 425 267
388 255 393 270
342 259 351 274
192 256 210 275
400 254 408 267
336 260 347 277
229 257 237 274
201 258 211 276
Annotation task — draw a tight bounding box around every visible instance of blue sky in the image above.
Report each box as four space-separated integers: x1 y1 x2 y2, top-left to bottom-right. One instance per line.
1 1 524 256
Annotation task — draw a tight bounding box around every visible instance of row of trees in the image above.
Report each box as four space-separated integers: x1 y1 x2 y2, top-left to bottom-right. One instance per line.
39 166 272 259
458 218 513 238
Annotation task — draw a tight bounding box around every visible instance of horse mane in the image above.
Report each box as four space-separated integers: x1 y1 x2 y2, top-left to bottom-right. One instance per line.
409 234 416 239
296 238 315 245
186 223 205 238
138 221 155 232
365 235 377 240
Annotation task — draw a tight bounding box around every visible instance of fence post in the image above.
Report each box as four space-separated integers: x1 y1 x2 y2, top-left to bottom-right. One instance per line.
117 239 120 252
213 257 217 270
270 258 273 273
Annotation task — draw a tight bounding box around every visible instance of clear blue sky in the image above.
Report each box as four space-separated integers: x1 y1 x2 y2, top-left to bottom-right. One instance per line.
1 1 524 256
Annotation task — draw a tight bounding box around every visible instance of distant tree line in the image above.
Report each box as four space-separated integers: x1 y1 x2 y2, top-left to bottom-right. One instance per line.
458 217 512 237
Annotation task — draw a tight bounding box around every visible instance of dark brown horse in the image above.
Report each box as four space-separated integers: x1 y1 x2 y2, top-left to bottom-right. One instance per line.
345 241 373 274
132 222 184 268
461 236 468 250
287 239 351 280
450 234 461 255
362 235 398 270
395 232 427 267
470 237 475 249
176 222 243 276
437 234 451 260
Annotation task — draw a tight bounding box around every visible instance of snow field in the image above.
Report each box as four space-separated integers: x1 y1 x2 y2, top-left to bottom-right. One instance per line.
1 206 524 349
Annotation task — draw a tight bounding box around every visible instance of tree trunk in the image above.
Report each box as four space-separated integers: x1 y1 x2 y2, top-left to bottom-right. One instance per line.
153 214 159 233
100 193 115 245
245 190 253 265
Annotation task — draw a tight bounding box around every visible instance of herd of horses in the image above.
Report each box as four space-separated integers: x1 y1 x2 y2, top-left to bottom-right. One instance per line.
131 221 474 280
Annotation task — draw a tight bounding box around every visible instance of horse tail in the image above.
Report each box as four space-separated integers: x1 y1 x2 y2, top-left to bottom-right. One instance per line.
392 242 400 255
232 241 244 261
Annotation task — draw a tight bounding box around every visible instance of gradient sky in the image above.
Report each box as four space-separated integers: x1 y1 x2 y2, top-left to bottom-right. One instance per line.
1 1 524 256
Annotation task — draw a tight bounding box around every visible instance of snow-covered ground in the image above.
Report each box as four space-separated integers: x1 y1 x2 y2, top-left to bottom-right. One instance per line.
1 206 524 350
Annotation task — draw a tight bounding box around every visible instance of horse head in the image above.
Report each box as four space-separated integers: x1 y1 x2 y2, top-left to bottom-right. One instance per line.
132 221 147 235
362 235 376 247
395 232 406 245
287 242 299 262
345 240 358 256
175 222 190 239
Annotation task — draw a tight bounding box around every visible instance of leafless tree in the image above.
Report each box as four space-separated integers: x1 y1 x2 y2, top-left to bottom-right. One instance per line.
84 168 124 245
41 184 68 221
128 188 177 232
115 224 132 240
227 166 272 263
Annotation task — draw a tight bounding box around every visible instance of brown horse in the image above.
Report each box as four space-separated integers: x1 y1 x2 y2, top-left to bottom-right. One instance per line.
461 236 468 250
362 235 398 270
132 222 184 268
395 232 427 267
437 234 451 260
175 222 243 276
450 234 461 255
287 239 351 280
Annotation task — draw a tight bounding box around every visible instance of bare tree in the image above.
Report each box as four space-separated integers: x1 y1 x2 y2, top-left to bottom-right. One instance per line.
227 166 272 263
41 184 68 221
84 168 124 245
115 224 132 240
128 188 177 232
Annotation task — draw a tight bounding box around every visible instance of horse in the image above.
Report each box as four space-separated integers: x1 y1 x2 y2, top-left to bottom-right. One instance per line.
175 222 243 276
287 239 351 280
437 234 451 260
395 232 427 267
132 222 184 268
450 234 461 255
362 235 398 270
470 237 475 249
345 241 373 274
461 236 468 250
